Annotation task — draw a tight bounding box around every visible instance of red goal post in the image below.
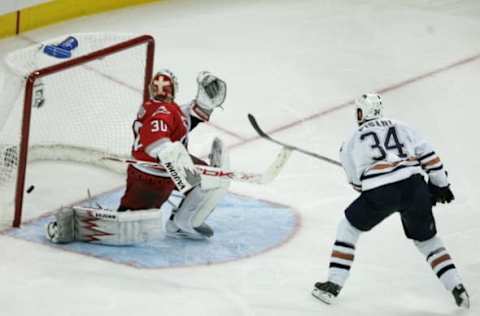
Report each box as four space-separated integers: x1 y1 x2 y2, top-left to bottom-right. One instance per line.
0 33 155 228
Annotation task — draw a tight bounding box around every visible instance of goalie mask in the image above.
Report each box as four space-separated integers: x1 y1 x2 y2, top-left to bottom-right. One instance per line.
150 69 178 101
355 93 383 125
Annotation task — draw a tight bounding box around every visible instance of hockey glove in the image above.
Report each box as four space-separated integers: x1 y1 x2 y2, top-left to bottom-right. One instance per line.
192 71 227 121
428 181 455 206
157 142 201 193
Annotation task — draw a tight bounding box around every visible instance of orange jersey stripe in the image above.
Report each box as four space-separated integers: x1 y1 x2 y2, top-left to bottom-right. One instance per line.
431 254 451 269
422 157 441 167
371 157 417 171
332 251 354 261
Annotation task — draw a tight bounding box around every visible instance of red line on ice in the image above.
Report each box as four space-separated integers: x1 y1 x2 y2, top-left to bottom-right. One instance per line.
226 52 480 150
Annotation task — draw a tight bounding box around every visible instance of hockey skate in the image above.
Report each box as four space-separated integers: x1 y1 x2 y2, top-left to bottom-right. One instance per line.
312 281 342 305
194 223 214 238
452 284 470 309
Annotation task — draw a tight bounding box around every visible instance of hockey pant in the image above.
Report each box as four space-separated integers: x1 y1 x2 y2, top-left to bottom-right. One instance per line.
118 156 207 211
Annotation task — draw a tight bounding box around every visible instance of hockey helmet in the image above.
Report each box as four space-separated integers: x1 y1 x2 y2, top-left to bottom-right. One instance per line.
355 93 383 125
150 69 178 101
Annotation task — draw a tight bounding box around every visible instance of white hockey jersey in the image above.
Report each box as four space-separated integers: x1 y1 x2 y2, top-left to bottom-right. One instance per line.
340 118 449 191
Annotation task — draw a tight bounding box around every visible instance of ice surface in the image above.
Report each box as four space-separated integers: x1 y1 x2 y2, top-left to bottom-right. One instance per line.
4 190 297 269
0 0 479 315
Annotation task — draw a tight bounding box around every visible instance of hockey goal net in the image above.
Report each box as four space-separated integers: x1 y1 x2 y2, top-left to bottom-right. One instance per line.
0 33 154 228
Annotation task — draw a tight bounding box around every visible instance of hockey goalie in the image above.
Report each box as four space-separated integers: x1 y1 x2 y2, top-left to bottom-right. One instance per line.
46 69 229 245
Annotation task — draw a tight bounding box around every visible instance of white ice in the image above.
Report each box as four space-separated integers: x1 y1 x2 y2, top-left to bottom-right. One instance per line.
0 0 480 315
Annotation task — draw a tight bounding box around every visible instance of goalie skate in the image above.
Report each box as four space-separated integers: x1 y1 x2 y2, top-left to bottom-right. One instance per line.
194 223 214 237
165 218 208 240
311 281 341 305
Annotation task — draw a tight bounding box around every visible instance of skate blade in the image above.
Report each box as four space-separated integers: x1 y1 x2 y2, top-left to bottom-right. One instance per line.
166 231 207 240
459 294 470 309
194 226 214 238
311 288 335 305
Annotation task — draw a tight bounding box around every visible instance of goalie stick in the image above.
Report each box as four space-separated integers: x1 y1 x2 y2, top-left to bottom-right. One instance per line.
102 147 292 185
247 113 342 167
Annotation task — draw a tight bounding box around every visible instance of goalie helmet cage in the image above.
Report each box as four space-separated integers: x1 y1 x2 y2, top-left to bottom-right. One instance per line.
0 33 155 228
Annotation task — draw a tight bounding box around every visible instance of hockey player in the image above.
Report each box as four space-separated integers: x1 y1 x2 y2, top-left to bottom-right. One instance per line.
117 69 229 240
311 93 470 308
46 69 228 245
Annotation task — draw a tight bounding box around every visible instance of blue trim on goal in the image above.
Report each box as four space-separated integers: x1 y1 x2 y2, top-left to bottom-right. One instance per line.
5 189 298 269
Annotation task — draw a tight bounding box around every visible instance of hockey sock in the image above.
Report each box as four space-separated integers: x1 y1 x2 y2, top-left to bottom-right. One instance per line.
327 217 361 287
414 236 463 291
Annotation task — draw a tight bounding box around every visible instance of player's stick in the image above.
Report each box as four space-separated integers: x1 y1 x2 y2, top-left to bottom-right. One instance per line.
247 113 342 167
102 147 292 185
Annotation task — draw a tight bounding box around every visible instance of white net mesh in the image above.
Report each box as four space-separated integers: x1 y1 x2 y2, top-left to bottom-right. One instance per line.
0 33 152 227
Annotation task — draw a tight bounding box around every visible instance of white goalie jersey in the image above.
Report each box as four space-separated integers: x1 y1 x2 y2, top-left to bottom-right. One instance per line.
340 118 449 191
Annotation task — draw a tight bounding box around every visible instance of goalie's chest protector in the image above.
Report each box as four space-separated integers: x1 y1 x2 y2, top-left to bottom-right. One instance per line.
132 100 189 162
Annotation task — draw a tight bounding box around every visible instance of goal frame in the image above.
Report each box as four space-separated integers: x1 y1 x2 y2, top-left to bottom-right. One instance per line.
11 34 155 227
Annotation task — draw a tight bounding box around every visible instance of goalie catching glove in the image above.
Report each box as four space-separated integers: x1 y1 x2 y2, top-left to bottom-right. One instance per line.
191 71 227 121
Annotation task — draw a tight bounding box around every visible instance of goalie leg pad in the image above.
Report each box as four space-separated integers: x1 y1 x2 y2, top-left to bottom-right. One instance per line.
172 181 228 237
73 207 163 245
193 137 230 227
173 138 230 235
201 137 231 190
209 137 229 169
192 184 228 228
173 187 209 235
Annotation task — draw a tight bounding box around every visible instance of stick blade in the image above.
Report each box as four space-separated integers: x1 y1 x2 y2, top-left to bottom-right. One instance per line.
247 113 269 138
260 147 292 184
247 113 342 167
